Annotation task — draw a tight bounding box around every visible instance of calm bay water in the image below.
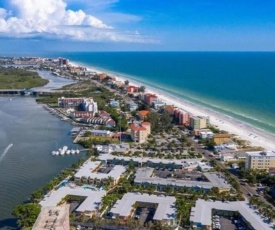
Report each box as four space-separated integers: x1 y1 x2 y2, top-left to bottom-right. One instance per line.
0 73 83 229
56 52 275 135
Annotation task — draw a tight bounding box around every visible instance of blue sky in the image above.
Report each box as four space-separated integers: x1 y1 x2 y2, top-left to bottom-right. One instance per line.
0 0 275 52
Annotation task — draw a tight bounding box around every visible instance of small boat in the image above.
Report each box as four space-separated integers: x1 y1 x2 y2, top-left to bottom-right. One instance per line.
66 150 71 155
75 149 80 154
71 149 76 154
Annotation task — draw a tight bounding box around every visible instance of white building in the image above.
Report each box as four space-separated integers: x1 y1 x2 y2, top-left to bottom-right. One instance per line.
83 98 98 113
39 187 105 217
134 168 230 192
74 160 126 184
190 199 273 230
110 193 176 226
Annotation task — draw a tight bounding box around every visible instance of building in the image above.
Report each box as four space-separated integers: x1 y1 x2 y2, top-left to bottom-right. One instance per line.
152 100 166 109
40 187 105 217
58 58 69 66
193 129 214 139
138 110 149 120
190 199 273 230
32 205 70 230
245 151 275 170
58 97 84 108
86 129 112 137
134 168 230 192
70 111 95 119
110 193 176 226
213 134 232 144
189 116 210 130
81 116 115 127
125 100 138 111
58 97 98 114
99 153 202 169
74 160 126 185
126 85 138 93
175 110 191 126
96 73 108 81
144 93 158 105
130 122 151 143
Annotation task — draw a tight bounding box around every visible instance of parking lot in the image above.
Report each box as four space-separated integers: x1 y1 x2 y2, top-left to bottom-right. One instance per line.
213 215 249 230
97 165 114 174
134 207 156 225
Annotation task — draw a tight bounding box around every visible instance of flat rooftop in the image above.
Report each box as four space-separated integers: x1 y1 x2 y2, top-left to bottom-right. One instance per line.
246 151 275 157
190 199 273 230
40 187 105 213
99 153 202 166
74 159 126 180
32 205 70 230
134 168 230 190
110 193 176 221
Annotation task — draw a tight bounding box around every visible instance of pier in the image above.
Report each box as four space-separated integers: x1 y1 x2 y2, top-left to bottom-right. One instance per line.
0 89 51 96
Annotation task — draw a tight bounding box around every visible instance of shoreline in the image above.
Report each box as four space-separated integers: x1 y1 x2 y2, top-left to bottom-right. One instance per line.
69 60 275 151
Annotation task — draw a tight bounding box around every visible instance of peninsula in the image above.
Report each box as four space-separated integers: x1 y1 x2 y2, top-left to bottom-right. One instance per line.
2 56 275 230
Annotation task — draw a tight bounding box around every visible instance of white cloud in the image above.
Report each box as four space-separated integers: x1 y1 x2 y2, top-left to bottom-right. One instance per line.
0 8 8 18
0 0 153 43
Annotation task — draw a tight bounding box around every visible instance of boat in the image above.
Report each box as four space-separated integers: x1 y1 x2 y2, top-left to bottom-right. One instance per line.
75 149 80 154
71 149 76 154
66 150 71 155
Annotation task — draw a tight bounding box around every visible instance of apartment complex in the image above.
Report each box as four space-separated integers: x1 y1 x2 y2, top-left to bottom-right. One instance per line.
189 116 210 130
110 193 176 226
245 151 275 170
58 97 98 114
130 122 151 143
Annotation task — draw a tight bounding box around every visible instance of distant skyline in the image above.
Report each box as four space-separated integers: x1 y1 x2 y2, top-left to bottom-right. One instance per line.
0 0 275 52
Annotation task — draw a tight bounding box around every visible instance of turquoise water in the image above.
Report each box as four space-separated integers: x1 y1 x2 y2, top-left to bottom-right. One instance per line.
7 51 275 134
56 52 275 135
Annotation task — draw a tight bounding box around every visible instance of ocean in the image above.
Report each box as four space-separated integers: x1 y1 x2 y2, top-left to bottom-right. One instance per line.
50 52 275 135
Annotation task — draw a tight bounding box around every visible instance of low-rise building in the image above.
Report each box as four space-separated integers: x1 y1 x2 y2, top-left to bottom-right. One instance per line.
74 160 126 185
87 129 112 137
245 151 275 170
190 199 273 230
152 100 166 109
126 85 138 93
99 154 202 169
40 187 105 217
96 143 130 154
213 134 232 144
134 168 230 192
130 122 151 143
125 100 138 111
110 193 176 226
32 205 70 230
138 110 149 120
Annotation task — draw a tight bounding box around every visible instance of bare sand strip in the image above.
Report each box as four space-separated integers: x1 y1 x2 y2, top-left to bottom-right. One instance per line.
69 61 275 151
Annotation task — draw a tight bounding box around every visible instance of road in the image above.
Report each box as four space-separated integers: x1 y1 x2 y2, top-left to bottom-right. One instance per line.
186 131 275 208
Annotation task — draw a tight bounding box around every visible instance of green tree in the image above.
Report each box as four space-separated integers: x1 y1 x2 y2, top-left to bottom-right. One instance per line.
12 203 41 228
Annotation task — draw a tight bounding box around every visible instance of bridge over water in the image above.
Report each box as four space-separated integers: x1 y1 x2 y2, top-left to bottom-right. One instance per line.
0 89 51 96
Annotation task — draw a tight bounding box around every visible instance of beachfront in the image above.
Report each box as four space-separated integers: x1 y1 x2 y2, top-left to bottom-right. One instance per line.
70 61 275 151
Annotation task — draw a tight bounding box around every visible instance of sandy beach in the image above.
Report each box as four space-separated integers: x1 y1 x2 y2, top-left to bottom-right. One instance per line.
69 61 275 151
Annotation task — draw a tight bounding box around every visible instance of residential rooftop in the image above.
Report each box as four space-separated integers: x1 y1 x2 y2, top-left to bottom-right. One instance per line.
74 160 126 181
110 193 176 221
246 151 275 157
32 205 70 230
134 167 230 190
190 199 273 230
98 153 203 167
40 187 105 213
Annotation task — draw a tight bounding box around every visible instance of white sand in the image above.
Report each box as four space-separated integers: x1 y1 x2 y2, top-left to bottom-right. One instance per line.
69 61 275 151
